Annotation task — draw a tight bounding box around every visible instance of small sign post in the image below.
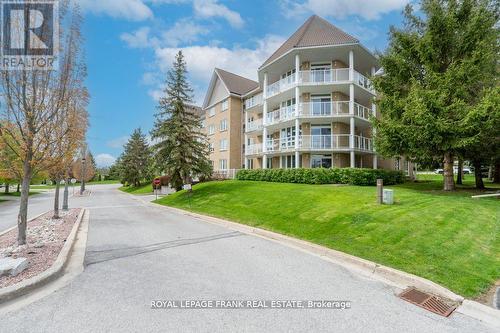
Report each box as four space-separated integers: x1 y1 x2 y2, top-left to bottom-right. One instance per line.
377 179 383 205
71 178 77 196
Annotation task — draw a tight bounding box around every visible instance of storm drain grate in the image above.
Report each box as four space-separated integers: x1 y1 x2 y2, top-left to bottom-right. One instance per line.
398 288 457 317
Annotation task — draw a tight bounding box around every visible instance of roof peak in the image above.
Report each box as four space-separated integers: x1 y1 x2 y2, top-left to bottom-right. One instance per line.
260 15 359 69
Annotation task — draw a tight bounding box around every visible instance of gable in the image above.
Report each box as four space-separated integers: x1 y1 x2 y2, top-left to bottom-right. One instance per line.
206 75 230 108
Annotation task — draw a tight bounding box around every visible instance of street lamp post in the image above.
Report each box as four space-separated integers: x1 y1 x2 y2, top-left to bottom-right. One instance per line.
80 156 86 195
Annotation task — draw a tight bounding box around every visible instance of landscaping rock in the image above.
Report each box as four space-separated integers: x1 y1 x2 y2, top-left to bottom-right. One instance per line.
0 257 29 277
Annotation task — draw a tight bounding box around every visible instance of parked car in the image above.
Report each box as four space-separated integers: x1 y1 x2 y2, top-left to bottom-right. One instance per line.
434 168 444 174
453 167 471 174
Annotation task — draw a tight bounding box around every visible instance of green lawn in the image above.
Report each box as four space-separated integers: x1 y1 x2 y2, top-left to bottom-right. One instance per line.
0 191 40 197
119 183 153 195
156 179 499 298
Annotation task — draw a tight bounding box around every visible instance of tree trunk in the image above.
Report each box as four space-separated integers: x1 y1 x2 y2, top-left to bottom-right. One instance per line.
456 158 463 185
5 183 9 194
473 160 485 190
18 158 33 245
16 183 20 192
53 180 60 219
443 152 455 191
494 162 500 183
62 178 69 210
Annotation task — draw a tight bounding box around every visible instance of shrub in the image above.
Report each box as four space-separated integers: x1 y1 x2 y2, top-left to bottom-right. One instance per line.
236 168 404 186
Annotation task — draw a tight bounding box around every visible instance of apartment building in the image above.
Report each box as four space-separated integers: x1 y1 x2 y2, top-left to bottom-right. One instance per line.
203 15 400 172
202 68 259 171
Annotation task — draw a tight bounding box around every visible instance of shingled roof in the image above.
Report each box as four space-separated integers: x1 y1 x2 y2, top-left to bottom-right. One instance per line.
215 68 259 96
260 15 359 69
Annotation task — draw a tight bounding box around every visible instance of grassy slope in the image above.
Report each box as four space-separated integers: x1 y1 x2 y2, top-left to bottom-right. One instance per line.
156 179 500 298
119 183 153 195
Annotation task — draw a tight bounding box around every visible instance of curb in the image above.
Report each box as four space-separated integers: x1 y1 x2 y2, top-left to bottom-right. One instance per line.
0 209 87 304
128 193 500 328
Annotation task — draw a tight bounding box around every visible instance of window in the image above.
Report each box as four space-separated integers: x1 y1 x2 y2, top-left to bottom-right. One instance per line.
208 124 215 135
208 107 215 117
247 159 254 169
219 119 228 131
219 139 228 151
311 155 332 168
282 155 296 169
219 159 228 170
266 157 273 169
221 99 228 112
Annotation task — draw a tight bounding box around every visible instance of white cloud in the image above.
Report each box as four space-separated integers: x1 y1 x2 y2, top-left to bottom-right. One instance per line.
161 19 209 47
95 154 117 167
283 0 409 20
193 0 244 28
78 0 153 21
120 27 158 48
155 35 285 83
106 136 129 149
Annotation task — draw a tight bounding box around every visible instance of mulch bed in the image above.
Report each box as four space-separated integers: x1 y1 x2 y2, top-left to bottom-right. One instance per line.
0 209 81 288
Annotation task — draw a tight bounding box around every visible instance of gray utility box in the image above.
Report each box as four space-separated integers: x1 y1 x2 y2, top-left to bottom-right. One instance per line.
383 189 394 205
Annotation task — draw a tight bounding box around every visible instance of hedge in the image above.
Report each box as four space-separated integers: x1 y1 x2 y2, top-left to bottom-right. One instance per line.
236 168 405 186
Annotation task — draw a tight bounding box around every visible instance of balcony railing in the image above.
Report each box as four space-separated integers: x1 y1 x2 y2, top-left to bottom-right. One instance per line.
353 102 372 120
247 135 374 154
300 135 351 150
298 101 350 117
246 118 263 132
298 101 371 120
266 138 296 152
266 74 296 98
264 69 375 99
299 68 350 84
245 143 263 155
245 93 263 109
266 105 296 125
354 135 374 151
353 71 374 92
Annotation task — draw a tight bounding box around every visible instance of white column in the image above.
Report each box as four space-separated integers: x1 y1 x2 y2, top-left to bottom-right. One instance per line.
295 53 300 83
295 119 300 169
244 134 248 169
371 66 376 77
372 102 378 169
349 50 354 81
262 71 268 170
349 82 355 168
350 117 355 168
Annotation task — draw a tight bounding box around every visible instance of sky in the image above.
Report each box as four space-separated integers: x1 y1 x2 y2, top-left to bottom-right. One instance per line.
81 0 414 167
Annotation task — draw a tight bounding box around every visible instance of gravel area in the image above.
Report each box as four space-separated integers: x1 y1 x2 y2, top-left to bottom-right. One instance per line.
0 209 81 288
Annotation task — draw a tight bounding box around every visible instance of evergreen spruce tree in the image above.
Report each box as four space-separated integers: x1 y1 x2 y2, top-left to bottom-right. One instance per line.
151 51 211 191
373 0 499 191
119 128 153 187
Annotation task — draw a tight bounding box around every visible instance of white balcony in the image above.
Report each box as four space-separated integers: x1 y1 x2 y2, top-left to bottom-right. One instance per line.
246 118 263 132
354 135 374 152
258 135 374 154
298 101 350 117
299 68 350 84
266 74 296 98
245 93 263 109
266 138 296 153
353 71 374 92
298 101 371 120
300 135 350 150
266 105 296 125
246 143 263 155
